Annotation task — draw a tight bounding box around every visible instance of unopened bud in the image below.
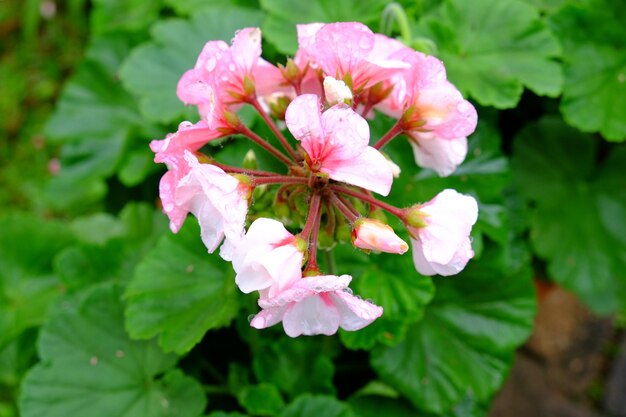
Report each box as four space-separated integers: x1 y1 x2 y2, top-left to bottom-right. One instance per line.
243 150 257 170
268 95 292 120
222 110 242 130
324 76 353 106
352 218 408 254
281 58 301 84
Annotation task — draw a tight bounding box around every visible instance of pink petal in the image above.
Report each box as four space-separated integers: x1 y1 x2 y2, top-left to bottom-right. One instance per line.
230 28 262 74
282 294 341 337
312 22 375 79
323 146 393 196
250 305 287 329
285 94 324 152
409 133 468 177
320 103 370 156
329 291 383 331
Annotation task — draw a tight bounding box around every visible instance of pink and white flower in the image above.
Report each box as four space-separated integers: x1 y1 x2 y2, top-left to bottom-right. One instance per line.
232 218 305 297
406 189 478 276
250 275 383 337
295 22 409 93
160 151 249 259
285 94 393 195
352 218 408 254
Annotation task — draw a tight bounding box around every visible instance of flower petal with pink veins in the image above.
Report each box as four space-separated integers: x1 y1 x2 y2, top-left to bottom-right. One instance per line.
323 146 394 196
229 28 262 74
408 133 468 177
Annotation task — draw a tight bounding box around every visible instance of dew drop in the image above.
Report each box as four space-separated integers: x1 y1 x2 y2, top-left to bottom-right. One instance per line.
247 314 255 323
178 120 193 129
205 57 217 72
161 398 170 409
228 63 236 72
343 288 353 295
365 298 374 304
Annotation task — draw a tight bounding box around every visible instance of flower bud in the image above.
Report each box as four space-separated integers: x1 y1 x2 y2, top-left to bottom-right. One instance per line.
351 218 408 254
243 149 257 170
324 76 353 106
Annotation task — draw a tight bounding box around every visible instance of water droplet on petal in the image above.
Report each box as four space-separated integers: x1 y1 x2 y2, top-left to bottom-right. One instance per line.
228 63 236 72
205 57 217 72
247 314 255 323
343 288 353 295
178 120 193 129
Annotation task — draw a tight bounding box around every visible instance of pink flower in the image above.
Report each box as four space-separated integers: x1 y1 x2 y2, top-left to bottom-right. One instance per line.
250 275 383 337
295 22 409 92
232 218 305 296
352 218 408 254
160 151 249 259
177 28 284 111
285 94 393 195
406 189 478 276
408 133 468 177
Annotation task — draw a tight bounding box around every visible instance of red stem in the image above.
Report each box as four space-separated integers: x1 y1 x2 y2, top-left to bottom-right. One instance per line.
336 194 361 217
329 193 358 223
300 192 322 241
307 204 322 269
252 175 308 186
250 98 301 162
211 161 280 177
238 124 294 166
329 184 406 219
373 120 403 150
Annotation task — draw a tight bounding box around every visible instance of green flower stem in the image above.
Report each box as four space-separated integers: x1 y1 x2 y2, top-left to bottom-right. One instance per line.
211 161 281 177
381 2 412 45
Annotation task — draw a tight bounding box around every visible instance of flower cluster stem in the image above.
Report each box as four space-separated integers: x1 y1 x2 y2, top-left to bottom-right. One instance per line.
373 120 403 150
253 175 308 186
330 184 405 219
250 98 301 162
238 124 294 166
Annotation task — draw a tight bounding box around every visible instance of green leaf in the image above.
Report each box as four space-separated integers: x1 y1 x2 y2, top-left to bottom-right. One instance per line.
259 0 388 54
0 213 74 348
237 383 285 416
512 117 626 313
349 396 416 417
337 250 435 350
125 220 239 354
163 0 233 15
91 0 162 35
280 395 354 417
371 244 536 414
418 0 562 108
253 338 335 399
120 6 264 124
45 34 144 210
551 0 626 141
19 284 206 417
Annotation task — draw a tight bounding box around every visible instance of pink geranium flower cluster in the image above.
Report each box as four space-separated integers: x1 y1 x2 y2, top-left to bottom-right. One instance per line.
151 22 479 337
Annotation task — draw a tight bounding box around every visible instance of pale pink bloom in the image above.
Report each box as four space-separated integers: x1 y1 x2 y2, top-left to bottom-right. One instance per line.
408 133 468 177
177 28 284 110
352 218 408 254
161 151 249 259
250 275 383 337
295 22 409 92
285 94 393 195
407 189 478 276
323 76 352 106
232 218 305 296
